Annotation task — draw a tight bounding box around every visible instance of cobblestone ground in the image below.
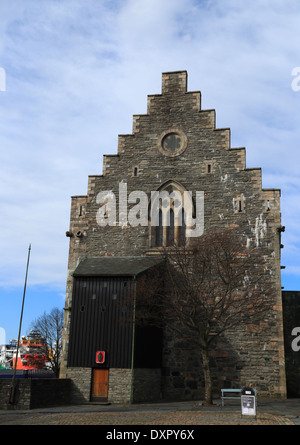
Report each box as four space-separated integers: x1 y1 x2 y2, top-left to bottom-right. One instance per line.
0 410 294 425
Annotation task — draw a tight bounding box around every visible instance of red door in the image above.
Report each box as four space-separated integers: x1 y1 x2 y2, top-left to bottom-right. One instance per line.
91 369 109 401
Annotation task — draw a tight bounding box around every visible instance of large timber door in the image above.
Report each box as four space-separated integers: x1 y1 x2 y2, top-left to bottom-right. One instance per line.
91 368 109 401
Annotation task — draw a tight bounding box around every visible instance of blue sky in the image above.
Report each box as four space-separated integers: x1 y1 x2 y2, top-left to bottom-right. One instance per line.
0 0 300 343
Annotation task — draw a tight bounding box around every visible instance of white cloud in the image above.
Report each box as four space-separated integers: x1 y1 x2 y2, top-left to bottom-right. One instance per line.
0 0 299 292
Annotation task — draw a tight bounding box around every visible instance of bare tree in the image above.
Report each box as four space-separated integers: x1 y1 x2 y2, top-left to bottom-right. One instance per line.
134 229 275 405
29 307 64 377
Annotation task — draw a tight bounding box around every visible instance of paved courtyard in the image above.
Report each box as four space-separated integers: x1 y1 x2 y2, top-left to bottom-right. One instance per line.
0 398 299 426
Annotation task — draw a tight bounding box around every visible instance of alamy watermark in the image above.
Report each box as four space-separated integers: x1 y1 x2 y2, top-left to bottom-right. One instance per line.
96 182 204 237
291 67 300 92
291 327 300 352
0 67 6 92
0 327 5 345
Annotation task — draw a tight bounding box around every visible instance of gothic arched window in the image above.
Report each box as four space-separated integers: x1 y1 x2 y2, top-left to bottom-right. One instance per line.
149 181 191 248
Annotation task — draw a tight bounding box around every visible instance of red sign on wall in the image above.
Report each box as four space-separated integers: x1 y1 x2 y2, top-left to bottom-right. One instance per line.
96 351 105 364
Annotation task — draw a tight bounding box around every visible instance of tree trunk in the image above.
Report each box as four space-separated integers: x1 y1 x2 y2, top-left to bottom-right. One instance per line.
201 348 213 405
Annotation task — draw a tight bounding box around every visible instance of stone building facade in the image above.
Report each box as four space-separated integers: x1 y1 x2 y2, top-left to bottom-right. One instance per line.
60 71 287 403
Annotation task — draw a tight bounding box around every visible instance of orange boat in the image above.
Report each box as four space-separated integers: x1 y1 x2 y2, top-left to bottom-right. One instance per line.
12 335 48 370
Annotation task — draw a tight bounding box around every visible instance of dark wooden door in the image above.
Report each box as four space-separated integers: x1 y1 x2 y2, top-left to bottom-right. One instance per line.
91 369 109 401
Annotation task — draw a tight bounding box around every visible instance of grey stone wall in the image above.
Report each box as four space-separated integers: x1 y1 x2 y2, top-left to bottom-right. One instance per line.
132 368 162 403
108 368 132 404
64 367 161 404
61 70 287 399
162 325 286 400
0 379 31 410
65 367 92 404
0 379 71 410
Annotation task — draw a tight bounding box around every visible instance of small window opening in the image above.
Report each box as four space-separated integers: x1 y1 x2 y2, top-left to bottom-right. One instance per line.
267 200 270 211
79 205 83 216
155 209 163 247
238 201 242 212
207 164 212 174
133 167 138 177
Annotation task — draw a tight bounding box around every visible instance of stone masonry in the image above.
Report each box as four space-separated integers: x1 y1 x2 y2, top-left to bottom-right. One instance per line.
61 71 287 401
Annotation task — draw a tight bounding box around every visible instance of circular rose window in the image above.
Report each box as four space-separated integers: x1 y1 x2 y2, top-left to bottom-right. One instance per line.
158 129 187 157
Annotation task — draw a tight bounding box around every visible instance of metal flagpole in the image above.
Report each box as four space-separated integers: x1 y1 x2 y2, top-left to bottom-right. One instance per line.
9 244 31 405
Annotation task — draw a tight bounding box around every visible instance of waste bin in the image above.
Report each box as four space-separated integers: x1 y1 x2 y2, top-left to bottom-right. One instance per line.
241 387 256 416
